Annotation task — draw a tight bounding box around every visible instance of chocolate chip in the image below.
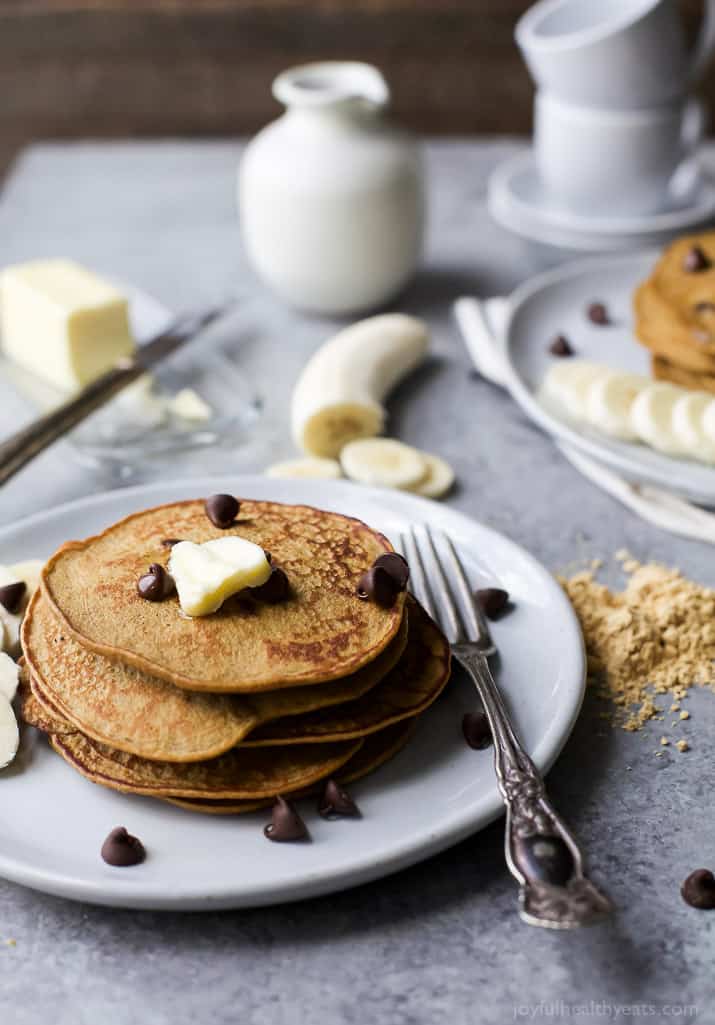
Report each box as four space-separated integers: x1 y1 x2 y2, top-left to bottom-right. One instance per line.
475 587 509 620
101 826 146 867
160 538 182 549
263 796 309 842
137 563 175 602
318 779 360 819
356 565 398 608
0 581 26 614
373 552 409 590
263 550 272 564
513 833 575 886
695 301 715 314
462 710 492 749
251 566 290 604
587 302 610 325
683 245 711 272
205 493 240 529
549 335 574 357
681 869 715 909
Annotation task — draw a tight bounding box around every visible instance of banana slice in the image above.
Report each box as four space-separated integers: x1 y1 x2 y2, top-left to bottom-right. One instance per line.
0 697 19 770
630 383 687 455
340 438 427 489
542 361 610 421
584 371 649 441
407 452 455 499
0 652 19 702
672 392 715 464
265 457 343 480
701 398 715 446
7 559 43 598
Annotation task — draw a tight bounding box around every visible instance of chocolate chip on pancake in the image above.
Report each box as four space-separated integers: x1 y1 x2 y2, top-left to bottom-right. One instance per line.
264 797 309 842
357 565 399 608
250 566 290 604
137 564 175 602
683 245 711 272
205 493 240 528
0 580 26 613
374 552 409 590
101 826 146 867
318 779 360 819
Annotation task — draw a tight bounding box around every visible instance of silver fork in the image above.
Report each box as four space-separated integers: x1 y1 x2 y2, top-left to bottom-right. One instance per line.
401 526 613 929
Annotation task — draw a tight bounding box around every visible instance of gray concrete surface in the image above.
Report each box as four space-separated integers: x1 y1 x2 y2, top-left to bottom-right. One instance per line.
0 140 713 1025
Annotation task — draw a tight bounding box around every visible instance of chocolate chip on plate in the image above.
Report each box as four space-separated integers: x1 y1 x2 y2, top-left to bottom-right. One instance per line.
587 302 610 325
101 826 146 867
683 245 711 273
205 493 240 529
160 538 182 549
318 779 360 819
681 869 715 909
475 587 509 620
462 710 492 750
137 563 175 602
0 580 26 614
251 567 290 604
264 796 309 842
512 833 575 887
549 334 574 357
373 552 410 590
356 565 399 608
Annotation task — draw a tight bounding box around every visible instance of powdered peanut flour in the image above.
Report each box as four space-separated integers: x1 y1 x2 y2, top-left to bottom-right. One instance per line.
560 556 715 736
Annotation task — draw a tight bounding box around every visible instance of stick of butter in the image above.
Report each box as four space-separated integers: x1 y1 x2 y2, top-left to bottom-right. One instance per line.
0 260 136 391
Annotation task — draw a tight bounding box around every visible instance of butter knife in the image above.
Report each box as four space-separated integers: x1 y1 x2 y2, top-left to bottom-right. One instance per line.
0 307 227 487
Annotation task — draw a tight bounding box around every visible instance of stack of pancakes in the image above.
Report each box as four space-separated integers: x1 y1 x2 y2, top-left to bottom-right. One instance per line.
634 232 715 394
19 498 450 814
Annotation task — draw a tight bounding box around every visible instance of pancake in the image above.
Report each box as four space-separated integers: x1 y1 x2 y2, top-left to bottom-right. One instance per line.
242 600 450 744
22 590 409 762
41 498 405 692
164 721 416 815
651 354 715 395
634 234 715 376
20 684 363 800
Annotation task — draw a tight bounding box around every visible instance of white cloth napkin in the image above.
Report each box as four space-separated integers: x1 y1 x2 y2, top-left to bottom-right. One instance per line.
453 295 715 544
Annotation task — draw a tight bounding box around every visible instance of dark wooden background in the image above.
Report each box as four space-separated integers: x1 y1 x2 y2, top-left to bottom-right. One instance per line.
0 0 711 177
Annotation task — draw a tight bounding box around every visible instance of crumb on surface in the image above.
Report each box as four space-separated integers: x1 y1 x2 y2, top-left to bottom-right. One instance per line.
676 740 690 753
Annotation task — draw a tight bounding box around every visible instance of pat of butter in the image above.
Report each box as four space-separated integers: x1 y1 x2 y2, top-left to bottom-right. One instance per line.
0 260 136 391
168 537 271 617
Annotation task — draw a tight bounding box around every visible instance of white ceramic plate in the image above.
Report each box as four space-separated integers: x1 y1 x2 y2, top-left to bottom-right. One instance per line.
500 250 715 505
0 476 585 910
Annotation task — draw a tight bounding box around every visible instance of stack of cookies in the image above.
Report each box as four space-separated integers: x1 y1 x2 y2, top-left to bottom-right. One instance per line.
634 232 715 395
19 496 450 819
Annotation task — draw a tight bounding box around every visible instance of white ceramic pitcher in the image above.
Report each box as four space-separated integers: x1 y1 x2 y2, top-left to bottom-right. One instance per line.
517 0 715 109
239 62 424 316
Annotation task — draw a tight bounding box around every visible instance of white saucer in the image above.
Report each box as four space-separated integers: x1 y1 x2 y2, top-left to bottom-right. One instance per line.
488 151 715 254
0 476 585 910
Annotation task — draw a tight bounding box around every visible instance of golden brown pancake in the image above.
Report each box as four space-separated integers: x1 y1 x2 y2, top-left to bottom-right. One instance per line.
20 685 362 800
164 721 416 815
651 354 715 395
41 499 405 692
243 600 450 745
22 590 408 762
634 233 715 377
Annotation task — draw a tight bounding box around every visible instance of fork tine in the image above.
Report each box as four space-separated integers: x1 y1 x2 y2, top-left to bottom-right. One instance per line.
440 534 494 648
400 531 438 623
421 527 467 644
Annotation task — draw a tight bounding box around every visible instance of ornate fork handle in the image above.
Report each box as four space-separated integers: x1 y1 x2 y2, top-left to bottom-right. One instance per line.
454 645 613 928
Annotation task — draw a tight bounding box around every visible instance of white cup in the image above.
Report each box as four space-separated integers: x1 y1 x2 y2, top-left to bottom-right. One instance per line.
517 0 715 109
534 92 705 217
